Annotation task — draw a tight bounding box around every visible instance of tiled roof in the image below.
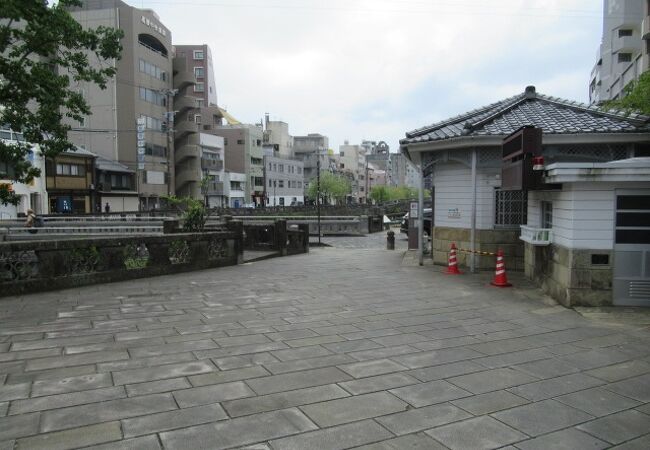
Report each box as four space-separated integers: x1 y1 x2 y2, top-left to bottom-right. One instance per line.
401 87 650 145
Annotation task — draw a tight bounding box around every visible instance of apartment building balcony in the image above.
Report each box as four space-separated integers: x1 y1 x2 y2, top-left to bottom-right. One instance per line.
175 165 200 190
201 158 223 171
175 144 200 164
174 120 199 138
174 95 196 113
173 58 196 90
612 35 638 53
205 181 224 195
644 17 650 39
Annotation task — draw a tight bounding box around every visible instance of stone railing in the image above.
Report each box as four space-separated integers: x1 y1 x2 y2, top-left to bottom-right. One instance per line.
241 220 309 256
0 231 241 297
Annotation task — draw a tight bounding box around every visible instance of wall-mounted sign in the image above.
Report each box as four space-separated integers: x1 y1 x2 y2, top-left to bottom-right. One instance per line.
448 208 461 219
141 15 167 37
410 201 418 219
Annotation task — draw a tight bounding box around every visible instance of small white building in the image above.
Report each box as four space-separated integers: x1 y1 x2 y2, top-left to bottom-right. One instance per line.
263 152 304 207
225 172 246 208
400 86 650 307
0 127 48 218
524 158 650 307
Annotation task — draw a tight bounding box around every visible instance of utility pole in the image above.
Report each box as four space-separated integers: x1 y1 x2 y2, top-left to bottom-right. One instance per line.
317 148 321 245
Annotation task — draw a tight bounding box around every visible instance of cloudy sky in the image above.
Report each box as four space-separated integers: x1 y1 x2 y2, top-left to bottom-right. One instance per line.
136 0 603 152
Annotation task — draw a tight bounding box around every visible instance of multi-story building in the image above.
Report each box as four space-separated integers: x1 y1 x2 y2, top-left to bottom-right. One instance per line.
339 141 371 203
95 156 138 212
46 147 96 214
387 152 419 188
67 0 174 211
213 125 265 206
293 134 331 191
590 0 646 104
263 114 293 158
0 127 48 218
263 147 304 206
224 172 246 208
172 44 226 203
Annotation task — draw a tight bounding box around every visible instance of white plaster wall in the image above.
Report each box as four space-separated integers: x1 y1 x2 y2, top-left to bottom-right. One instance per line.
528 182 650 250
433 162 500 230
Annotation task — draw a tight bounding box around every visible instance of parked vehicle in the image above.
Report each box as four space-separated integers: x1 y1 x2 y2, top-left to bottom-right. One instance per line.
400 208 432 236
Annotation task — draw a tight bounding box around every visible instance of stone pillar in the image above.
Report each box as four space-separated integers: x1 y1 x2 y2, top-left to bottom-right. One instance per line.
387 231 395 250
275 219 288 256
226 220 244 264
298 224 310 253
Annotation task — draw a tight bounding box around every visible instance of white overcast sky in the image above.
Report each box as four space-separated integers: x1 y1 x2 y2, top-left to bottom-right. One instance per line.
134 0 604 152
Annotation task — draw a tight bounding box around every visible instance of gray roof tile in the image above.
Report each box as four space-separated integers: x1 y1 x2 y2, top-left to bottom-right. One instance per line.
401 89 650 145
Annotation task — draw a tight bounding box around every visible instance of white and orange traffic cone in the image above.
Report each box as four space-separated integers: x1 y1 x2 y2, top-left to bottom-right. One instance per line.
444 242 462 275
490 249 512 287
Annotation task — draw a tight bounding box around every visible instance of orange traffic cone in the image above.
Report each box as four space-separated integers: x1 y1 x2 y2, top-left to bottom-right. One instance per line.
490 249 512 287
444 242 462 275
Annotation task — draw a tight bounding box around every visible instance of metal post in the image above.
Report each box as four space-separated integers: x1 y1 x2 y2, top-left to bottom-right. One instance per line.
418 168 424 266
317 149 321 245
470 149 477 273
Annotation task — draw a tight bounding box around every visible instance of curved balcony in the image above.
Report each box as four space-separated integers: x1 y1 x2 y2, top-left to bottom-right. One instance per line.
174 144 200 164
175 164 200 191
174 95 196 113
174 120 198 139
173 58 196 90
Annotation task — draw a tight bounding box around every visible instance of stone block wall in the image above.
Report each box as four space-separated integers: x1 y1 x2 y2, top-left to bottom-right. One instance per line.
432 226 523 271
525 242 613 307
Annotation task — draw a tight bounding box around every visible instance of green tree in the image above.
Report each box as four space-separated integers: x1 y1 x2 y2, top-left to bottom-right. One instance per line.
369 185 389 203
0 0 123 205
603 71 650 115
307 172 351 205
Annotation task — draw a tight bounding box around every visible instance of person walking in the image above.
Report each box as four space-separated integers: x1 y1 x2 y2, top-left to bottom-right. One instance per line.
24 209 37 234
104 202 110 213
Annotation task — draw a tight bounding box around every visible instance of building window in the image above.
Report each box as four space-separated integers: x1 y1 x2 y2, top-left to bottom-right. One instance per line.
237 139 244 145
139 59 165 80
279 197 285 206
495 189 527 227
278 180 284 188
139 87 166 106
194 82 204 92
615 195 650 244
145 143 166 157
193 50 204 60
269 179 273 188
194 67 204 79
56 163 85 177
618 29 633 37
278 164 284 173
340 163 345 169
541 201 553 229
340 151 344 156
194 114 201 124
196 99 204 108
618 53 632 63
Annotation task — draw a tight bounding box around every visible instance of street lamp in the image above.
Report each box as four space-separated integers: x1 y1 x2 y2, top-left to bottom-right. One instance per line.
316 147 322 245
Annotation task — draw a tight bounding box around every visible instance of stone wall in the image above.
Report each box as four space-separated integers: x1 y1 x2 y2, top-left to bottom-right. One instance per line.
0 231 241 297
432 226 524 271
525 243 613 307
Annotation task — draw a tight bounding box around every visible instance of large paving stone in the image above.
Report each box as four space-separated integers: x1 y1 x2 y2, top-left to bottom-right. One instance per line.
222 384 349 417
31 373 113 397
300 391 407 427
604 373 650 402
121 403 227 437
10 386 125 414
14 421 122 450
576 409 650 445
0 413 40 441
112 360 216 385
451 390 529 415
425 416 527 450
352 433 447 450
338 372 419 395
508 373 605 401
172 381 256 407
447 367 537 394
376 402 471 435
159 408 317 449
40 393 178 432
389 379 472 407
338 358 408 378
492 399 594 436
245 367 352 395
269 419 394 450
515 428 609 450
555 387 642 416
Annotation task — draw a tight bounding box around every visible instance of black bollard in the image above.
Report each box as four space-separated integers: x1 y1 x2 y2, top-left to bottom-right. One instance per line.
387 230 395 250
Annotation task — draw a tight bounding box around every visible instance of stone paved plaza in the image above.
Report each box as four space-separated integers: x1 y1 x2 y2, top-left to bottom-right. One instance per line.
1 237 650 449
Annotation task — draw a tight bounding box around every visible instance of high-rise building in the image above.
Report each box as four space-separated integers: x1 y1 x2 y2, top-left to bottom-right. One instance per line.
172 44 224 201
67 0 174 210
590 0 646 104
